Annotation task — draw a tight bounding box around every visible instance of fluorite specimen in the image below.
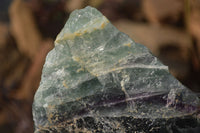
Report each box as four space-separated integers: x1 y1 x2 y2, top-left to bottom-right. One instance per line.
33 6 200 132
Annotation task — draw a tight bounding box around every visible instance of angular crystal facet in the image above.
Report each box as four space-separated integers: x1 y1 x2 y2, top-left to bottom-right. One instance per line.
33 6 200 132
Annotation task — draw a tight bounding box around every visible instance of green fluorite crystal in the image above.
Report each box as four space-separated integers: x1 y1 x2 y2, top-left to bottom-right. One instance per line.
33 6 200 132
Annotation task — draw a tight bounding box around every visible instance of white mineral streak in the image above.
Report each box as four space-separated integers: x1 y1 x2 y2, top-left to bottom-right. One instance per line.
95 64 168 77
120 73 136 111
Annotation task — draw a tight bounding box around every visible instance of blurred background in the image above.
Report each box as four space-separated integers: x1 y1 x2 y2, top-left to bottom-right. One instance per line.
0 0 200 132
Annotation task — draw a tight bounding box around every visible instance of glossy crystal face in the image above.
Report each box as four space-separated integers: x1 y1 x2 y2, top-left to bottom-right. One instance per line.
33 6 200 132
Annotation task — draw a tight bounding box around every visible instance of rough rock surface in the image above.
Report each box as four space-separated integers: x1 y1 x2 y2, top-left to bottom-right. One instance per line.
33 6 200 132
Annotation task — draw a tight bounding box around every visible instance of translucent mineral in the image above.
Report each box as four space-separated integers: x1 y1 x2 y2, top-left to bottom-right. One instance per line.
33 6 200 132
